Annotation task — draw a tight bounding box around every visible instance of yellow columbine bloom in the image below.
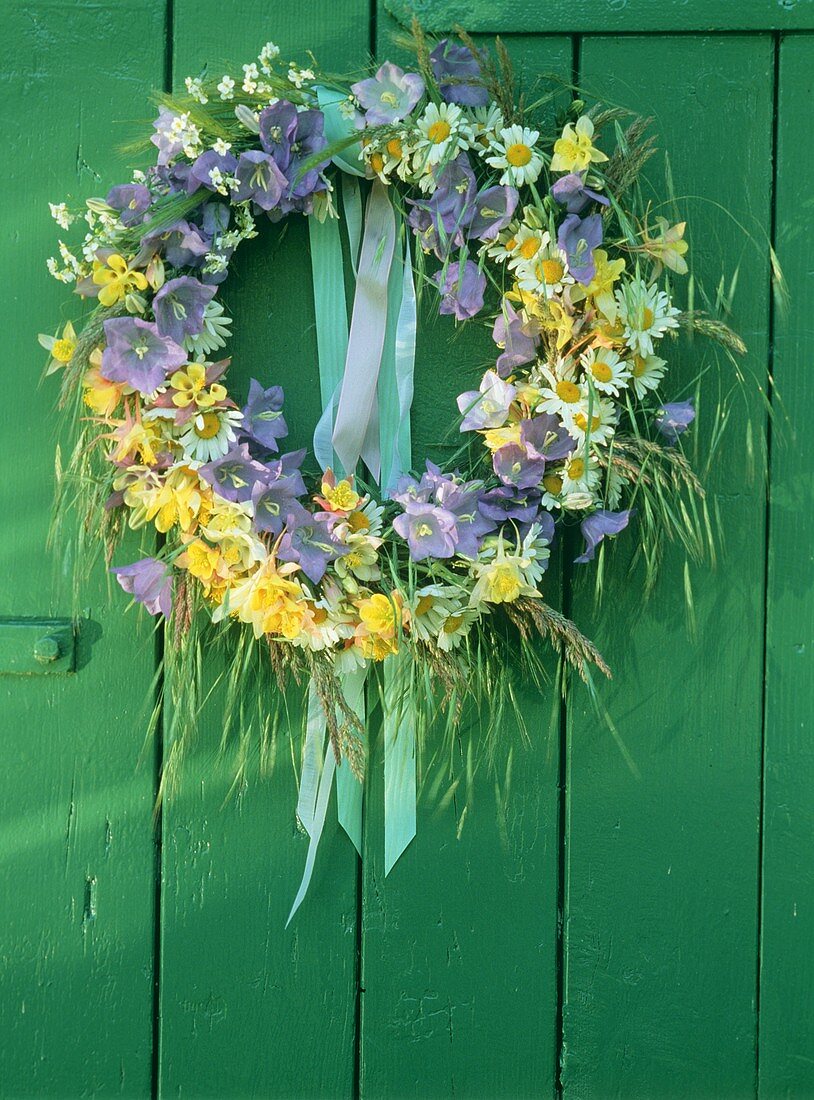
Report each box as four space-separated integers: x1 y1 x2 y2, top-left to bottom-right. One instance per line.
482 424 522 452
92 254 148 307
550 116 608 174
82 364 124 417
124 465 209 533
585 249 626 321
181 539 221 583
169 362 227 409
237 563 307 639
640 217 689 276
479 562 524 604
355 592 401 660
320 476 361 512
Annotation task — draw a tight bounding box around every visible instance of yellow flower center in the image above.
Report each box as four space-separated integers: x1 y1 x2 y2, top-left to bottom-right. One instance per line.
415 594 435 616
506 142 532 167
195 411 222 439
370 152 384 173
567 458 585 480
323 480 360 510
505 237 517 252
311 605 328 624
641 306 655 329
591 360 613 383
487 564 522 603
443 614 464 634
386 138 403 158
52 338 76 362
347 510 370 532
543 474 563 495
519 237 540 260
574 413 601 432
427 119 451 144
556 380 581 403
541 259 565 284
631 356 647 377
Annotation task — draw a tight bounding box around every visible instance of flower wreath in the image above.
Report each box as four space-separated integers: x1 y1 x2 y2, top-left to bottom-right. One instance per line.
42 25 743 916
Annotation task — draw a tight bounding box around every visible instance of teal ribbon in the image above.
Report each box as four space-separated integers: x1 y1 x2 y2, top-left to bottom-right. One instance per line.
335 665 367 856
378 220 417 496
308 212 348 473
332 179 397 483
383 650 417 875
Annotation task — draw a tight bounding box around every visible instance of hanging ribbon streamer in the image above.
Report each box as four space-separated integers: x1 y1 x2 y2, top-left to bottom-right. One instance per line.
383 650 417 875
287 685 336 926
308 212 348 473
335 665 367 855
332 179 396 483
378 221 417 497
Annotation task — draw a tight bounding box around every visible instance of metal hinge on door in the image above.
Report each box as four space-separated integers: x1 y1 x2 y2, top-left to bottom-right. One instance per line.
0 618 76 675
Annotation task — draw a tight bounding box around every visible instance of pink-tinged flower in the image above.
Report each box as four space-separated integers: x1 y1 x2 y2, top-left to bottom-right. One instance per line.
351 62 424 125
550 172 610 214
557 213 603 286
434 259 486 320
232 151 287 210
575 509 631 563
393 502 458 561
457 370 516 432
655 400 695 443
111 557 173 617
153 276 216 344
430 39 489 107
100 317 187 395
492 300 539 376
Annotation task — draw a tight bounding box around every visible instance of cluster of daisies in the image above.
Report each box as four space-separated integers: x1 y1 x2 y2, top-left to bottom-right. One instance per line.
42 33 695 670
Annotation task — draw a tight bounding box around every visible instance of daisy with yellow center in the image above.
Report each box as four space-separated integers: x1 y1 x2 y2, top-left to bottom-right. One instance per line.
92 253 148 307
515 232 575 300
579 347 630 397
178 406 243 462
414 102 472 168
628 352 667 399
550 115 608 174
487 124 544 187
614 277 680 358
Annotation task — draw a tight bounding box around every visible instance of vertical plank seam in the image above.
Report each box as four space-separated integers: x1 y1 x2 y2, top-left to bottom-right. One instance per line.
555 36 581 1099
354 11 378 1097
755 28 782 1100
151 5 175 1098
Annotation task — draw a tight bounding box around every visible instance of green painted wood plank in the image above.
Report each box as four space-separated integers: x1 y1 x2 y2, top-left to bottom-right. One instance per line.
562 34 774 1099
384 0 814 33
758 33 814 1100
157 5 369 1097
0 1 166 1095
357 21 571 1100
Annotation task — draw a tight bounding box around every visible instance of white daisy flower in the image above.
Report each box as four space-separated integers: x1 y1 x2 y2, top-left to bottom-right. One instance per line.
486 124 544 187
409 584 465 643
436 605 480 651
506 225 547 271
178 407 243 462
580 347 630 396
560 453 601 497
535 363 585 419
629 352 667 399
183 300 233 358
470 102 505 147
562 395 618 446
615 278 680 357
515 233 574 299
414 102 473 168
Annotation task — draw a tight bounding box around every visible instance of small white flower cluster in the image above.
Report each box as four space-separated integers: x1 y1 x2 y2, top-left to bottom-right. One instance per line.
46 241 82 283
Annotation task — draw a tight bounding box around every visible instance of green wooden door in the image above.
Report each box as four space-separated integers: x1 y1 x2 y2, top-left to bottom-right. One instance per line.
2 1 812 1097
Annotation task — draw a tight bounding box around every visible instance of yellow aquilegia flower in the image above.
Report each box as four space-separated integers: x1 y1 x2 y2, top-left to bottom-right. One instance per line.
169 362 227 409
82 363 125 417
585 249 626 322
124 464 210 534
92 254 148 307
354 592 401 661
550 116 608 174
217 558 307 640
38 320 78 375
317 469 361 513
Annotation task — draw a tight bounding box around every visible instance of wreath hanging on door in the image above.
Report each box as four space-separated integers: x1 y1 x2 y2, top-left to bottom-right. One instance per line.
41 24 743 916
